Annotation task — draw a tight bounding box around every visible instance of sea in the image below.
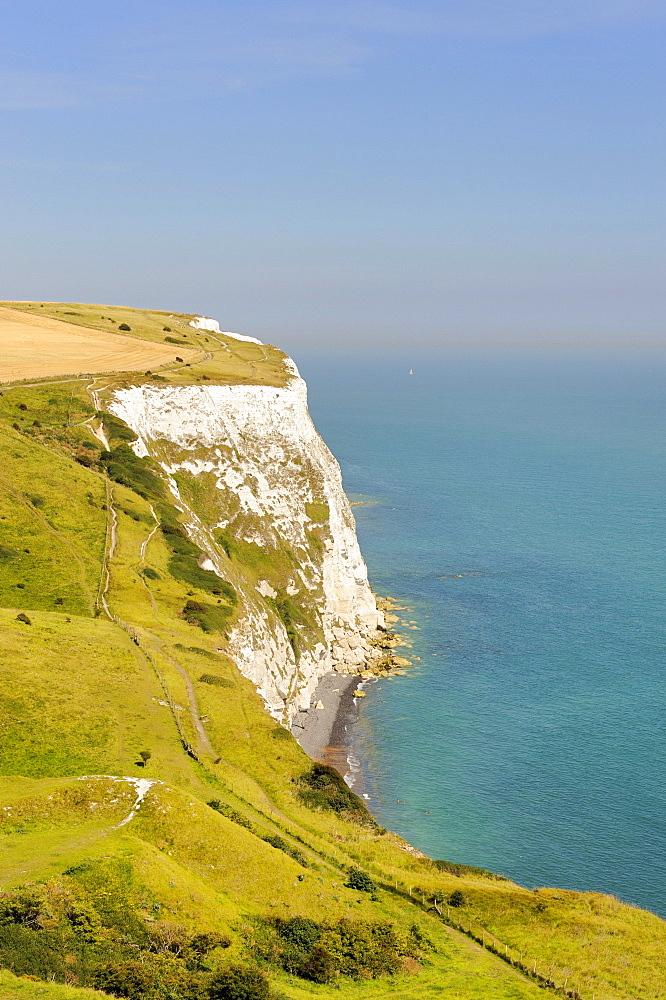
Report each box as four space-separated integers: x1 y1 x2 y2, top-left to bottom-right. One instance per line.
295 348 666 918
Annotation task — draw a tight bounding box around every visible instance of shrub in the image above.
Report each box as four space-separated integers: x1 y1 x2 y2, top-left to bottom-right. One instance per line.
276 916 320 953
209 963 271 1000
296 764 375 826
141 567 160 580
207 800 253 830
139 750 151 764
271 726 292 741
433 859 502 879
189 931 231 955
344 867 376 893
118 323 132 331
163 326 172 332
165 336 188 345
160 521 237 603
318 919 405 979
174 643 217 659
101 413 138 443
199 673 233 687
0 889 44 928
301 945 336 983
448 890 465 907
260 915 424 984
262 834 308 868
182 599 234 635
90 960 156 997
101 445 165 501
15 613 32 625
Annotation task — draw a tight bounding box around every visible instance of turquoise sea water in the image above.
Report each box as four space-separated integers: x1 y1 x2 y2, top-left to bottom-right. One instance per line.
296 349 665 917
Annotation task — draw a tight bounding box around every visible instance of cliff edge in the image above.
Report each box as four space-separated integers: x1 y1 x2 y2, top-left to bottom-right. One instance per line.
108 334 384 721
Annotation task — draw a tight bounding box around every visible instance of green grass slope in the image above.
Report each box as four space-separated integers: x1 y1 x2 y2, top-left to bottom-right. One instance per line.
0 304 664 1000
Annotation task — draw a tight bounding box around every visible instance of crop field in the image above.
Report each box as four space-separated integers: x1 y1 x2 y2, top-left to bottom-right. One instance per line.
0 305 199 383
0 301 292 388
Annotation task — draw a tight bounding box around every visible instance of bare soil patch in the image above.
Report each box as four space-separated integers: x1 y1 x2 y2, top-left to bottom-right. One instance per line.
0 306 198 383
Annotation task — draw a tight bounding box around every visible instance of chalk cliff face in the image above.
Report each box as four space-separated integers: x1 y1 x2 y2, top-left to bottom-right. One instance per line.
109 360 383 721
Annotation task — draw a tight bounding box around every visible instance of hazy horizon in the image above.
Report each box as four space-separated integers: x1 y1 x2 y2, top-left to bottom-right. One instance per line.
3 1 666 351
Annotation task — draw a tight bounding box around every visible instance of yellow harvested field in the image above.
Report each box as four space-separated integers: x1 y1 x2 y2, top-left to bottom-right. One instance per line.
0 306 198 383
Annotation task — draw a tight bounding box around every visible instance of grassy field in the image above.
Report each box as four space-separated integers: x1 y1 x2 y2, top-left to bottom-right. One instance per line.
0 303 663 1000
0 970 107 998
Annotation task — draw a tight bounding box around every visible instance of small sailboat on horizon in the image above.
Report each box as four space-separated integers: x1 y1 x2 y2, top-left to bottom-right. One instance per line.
408 368 414 375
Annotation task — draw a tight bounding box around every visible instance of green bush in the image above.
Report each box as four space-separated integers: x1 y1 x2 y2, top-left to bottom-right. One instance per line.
189 931 231 955
182 599 234 634
141 567 160 580
264 915 421 983
276 916 320 953
433 858 505 880
101 445 165 501
270 726 292 741
448 889 465 908
344 867 376 893
300 945 336 983
296 764 375 826
90 955 207 998
317 919 404 979
209 962 271 1000
214 529 233 558
199 673 233 687
262 834 308 868
0 889 45 928
207 800 253 830
118 323 132 331
160 522 237 604
174 643 218 659
100 412 138 443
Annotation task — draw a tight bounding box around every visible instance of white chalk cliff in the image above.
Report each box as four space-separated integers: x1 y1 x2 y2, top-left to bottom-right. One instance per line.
109 357 383 721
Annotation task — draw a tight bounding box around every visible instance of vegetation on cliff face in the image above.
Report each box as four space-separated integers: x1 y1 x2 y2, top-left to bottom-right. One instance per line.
0 304 664 1000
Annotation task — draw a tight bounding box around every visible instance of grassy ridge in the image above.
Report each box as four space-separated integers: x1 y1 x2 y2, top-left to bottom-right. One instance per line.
0 304 663 1000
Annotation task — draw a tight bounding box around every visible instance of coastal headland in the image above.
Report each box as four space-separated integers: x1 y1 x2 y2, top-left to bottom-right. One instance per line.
0 302 663 1000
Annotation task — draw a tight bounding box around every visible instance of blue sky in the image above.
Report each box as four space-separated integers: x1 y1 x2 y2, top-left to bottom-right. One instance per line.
2 1 665 348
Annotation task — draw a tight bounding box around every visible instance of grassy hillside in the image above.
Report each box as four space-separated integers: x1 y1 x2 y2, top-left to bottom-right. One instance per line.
0 305 664 1000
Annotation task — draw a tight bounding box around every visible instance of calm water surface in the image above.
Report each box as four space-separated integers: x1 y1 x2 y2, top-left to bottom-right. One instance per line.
296 349 666 916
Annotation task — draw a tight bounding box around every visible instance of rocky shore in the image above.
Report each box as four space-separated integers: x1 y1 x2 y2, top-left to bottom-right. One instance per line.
291 595 416 791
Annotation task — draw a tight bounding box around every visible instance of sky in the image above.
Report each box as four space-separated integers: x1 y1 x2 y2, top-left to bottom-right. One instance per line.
2 0 665 350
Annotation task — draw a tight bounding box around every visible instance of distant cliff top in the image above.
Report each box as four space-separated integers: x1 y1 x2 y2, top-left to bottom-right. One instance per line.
0 301 292 388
